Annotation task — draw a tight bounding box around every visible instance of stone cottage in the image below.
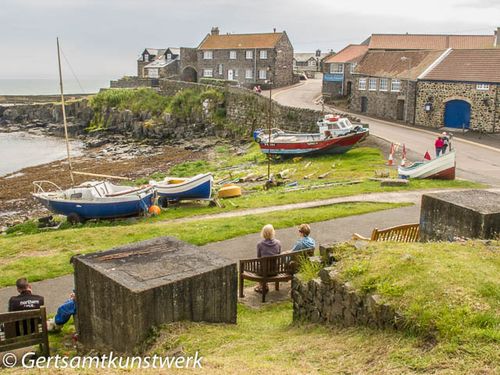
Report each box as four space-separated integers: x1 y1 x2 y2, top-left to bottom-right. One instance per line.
322 44 368 100
416 49 500 132
293 51 329 73
137 48 180 78
195 27 294 88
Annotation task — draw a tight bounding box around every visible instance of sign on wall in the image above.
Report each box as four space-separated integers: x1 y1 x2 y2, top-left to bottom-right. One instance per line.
323 73 344 82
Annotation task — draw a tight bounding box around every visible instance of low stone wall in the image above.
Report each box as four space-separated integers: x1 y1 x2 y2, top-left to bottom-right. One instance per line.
292 266 403 329
110 77 157 89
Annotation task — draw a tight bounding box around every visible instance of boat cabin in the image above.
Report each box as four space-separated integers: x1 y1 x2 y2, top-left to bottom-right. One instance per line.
317 115 355 137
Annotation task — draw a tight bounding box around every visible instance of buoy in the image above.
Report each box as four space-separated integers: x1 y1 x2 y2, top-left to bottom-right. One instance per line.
218 184 242 198
148 205 161 216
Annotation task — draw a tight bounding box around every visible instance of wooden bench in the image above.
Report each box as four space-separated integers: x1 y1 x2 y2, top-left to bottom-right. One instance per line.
239 248 315 303
0 307 50 357
352 223 420 242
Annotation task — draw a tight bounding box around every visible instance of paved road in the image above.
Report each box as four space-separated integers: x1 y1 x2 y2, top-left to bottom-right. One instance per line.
271 79 500 186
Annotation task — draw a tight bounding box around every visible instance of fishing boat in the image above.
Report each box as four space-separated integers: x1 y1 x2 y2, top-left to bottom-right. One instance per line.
151 173 213 204
398 151 456 180
254 115 368 156
33 181 155 223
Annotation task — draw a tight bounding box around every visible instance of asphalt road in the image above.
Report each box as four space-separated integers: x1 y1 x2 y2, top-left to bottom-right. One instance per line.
269 78 500 186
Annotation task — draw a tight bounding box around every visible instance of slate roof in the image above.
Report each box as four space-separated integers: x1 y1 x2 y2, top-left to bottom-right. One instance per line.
294 52 328 62
368 34 495 50
198 32 283 50
421 49 500 84
323 44 368 64
355 50 445 80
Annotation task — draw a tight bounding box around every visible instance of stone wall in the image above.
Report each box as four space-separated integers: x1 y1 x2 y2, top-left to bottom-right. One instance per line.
415 81 499 133
292 266 403 329
350 77 417 124
110 77 157 89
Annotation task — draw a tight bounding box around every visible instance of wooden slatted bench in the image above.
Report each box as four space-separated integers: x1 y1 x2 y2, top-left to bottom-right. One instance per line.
0 307 50 357
239 248 315 303
352 223 420 242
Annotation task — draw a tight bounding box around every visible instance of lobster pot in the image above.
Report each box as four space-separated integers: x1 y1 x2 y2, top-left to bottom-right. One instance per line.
73 237 237 353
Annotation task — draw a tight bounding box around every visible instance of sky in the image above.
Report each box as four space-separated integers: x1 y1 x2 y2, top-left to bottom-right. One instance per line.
0 0 498 80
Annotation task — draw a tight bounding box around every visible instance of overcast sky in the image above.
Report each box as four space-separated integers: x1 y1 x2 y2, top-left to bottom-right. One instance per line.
0 0 498 80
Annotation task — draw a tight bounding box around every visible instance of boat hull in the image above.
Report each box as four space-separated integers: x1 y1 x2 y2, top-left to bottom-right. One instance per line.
258 130 368 156
398 151 456 180
154 173 213 201
34 192 155 220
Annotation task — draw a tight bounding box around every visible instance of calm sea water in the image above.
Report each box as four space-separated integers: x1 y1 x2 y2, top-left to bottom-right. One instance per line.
0 132 82 177
0 78 112 95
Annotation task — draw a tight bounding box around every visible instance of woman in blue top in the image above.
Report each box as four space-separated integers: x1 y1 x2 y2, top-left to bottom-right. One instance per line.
291 224 315 251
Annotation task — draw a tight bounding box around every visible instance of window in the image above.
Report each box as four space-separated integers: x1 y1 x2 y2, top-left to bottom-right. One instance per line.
260 50 268 59
369 78 377 91
330 63 343 73
259 69 267 80
147 68 159 78
229 50 237 59
203 51 213 60
203 69 213 78
379 78 389 91
391 79 401 92
350 63 357 74
234 69 238 77
245 69 253 79
308 59 317 67
218 64 223 75
166 53 172 60
143 53 149 62
245 50 253 59
476 84 490 91
358 78 367 90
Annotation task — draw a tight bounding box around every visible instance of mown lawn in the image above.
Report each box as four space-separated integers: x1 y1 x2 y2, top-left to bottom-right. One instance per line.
0 202 406 287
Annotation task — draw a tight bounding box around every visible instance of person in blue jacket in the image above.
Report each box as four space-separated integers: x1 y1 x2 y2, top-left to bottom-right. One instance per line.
291 224 315 251
47 291 77 331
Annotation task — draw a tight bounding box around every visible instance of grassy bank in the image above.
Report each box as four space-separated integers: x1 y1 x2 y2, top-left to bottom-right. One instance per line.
0 202 406 287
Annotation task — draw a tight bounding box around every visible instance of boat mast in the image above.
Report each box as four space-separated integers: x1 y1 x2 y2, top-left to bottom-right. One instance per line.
56 37 74 185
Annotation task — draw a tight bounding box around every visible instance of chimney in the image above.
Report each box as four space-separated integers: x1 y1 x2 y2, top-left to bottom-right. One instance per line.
496 27 500 47
273 28 276 33
211 26 219 36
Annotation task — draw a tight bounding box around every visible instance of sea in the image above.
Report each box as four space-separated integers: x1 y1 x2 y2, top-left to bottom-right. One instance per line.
0 77 111 96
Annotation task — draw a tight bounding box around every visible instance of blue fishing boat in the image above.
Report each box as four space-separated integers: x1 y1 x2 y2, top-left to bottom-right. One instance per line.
151 173 213 204
32 181 155 223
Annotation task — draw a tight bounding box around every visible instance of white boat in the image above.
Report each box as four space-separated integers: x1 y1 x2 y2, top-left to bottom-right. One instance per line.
150 173 213 204
316 114 366 137
398 151 456 180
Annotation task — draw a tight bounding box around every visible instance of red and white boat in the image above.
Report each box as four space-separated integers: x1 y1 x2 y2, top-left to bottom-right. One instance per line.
254 115 369 156
398 151 456 180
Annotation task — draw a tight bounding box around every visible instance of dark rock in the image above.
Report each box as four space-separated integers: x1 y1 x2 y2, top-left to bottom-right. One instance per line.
380 178 409 187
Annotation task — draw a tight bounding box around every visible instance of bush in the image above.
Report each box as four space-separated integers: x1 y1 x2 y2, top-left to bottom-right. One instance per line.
89 88 170 116
199 78 239 87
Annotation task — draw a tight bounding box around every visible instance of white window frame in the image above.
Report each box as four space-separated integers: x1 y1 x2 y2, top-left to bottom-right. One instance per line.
259 69 267 80
391 79 401 92
245 50 253 60
229 50 237 59
259 50 268 59
379 78 389 91
330 63 343 74
369 78 377 91
203 69 213 78
349 63 357 74
358 78 367 90
166 53 172 60
143 53 149 62
234 69 238 77
476 83 490 91
203 51 213 60
245 69 253 79
147 68 159 78
218 64 223 75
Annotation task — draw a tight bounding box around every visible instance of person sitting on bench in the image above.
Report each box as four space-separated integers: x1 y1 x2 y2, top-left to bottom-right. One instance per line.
8 278 44 312
291 224 315 252
255 224 282 293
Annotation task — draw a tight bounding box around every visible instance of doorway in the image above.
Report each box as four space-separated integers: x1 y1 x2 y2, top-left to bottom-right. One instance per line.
397 99 405 121
444 100 471 128
360 97 368 113
227 69 234 81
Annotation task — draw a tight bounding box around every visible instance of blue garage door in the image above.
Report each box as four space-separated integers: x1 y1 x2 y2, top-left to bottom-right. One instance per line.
444 100 471 128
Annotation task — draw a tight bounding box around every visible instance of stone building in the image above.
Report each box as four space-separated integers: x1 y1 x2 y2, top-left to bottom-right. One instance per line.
137 48 180 78
293 52 329 73
416 49 500 132
350 50 444 123
195 27 294 88
322 44 368 100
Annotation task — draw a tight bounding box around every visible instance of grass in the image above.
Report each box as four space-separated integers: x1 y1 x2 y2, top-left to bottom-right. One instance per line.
334 240 500 348
0 202 405 287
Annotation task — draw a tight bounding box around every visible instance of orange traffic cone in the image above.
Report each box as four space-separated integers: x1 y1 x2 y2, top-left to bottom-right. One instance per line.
387 143 395 166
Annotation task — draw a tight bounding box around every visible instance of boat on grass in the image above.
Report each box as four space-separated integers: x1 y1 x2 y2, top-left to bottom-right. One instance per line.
33 181 155 223
151 173 213 204
398 151 456 180
255 115 368 156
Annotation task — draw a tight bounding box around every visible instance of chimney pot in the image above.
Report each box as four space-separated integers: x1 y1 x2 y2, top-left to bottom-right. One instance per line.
211 27 220 36
273 28 276 33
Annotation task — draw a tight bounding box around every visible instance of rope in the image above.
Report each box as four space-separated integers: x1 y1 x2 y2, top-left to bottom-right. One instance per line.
60 47 86 93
